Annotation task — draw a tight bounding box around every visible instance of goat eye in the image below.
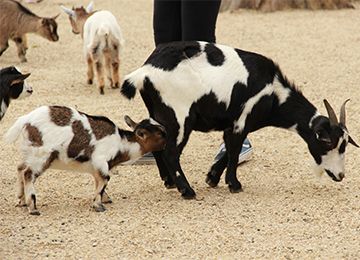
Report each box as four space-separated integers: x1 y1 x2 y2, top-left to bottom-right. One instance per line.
136 130 146 138
319 140 333 150
324 142 334 149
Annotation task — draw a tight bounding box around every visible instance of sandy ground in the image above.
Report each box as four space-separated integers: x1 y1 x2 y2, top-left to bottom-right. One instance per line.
1 0 360 259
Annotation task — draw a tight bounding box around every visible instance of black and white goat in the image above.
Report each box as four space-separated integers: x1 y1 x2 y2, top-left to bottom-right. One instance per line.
4 106 166 215
121 41 358 199
0 66 32 121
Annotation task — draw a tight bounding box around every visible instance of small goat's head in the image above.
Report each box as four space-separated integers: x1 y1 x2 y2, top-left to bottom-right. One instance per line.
309 99 358 182
125 115 167 153
60 2 94 36
39 15 59 42
0 66 32 100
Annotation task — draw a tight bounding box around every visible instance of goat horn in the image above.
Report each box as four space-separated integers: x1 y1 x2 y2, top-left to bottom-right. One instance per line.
52 13 60 20
323 99 338 126
349 135 360 148
86 1 94 13
60 5 75 17
339 99 350 126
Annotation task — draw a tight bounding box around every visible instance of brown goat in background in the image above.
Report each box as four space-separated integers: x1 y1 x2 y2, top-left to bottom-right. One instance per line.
0 0 59 62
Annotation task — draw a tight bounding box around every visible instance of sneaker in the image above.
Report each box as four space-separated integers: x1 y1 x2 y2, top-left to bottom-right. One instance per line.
132 152 156 165
214 138 253 165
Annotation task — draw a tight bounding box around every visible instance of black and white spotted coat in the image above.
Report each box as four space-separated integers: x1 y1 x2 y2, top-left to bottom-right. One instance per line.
121 41 357 198
0 66 32 121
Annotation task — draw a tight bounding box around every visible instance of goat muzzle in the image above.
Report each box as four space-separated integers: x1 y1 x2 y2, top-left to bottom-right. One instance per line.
52 35 59 41
325 169 344 182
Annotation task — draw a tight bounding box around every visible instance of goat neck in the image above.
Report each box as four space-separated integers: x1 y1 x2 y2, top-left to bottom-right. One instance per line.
75 12 94 38
14 11 41 35
269 83 317 141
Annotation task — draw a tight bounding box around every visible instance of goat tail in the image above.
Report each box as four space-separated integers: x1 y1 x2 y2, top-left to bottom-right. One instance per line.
97 26 110 49
121 67 148 100
3 114 29 143
104 33 109 48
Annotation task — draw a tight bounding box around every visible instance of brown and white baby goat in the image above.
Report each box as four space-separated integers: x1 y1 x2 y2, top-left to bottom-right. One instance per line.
4 106 166 215
0 0 59 62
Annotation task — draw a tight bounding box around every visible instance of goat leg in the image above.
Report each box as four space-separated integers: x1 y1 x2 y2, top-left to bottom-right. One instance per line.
104 52 113 87
16 164 27 207
224 132 245 193
0 40 9 56
92 170 109 212
153 151 176 189
101 175 112 204
101 190 112 204
206 152 227 187
22 168 40 215
110 45 120 88
95 61 105 95
86 55 94 85
111 60 120 89
12 36 28 62
162 148 196 199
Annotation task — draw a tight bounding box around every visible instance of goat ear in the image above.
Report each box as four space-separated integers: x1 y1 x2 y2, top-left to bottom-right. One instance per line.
135 129 147 140
349 135 360 148
60 5 75 17
86 1 94 13
41 18 48 25
312 117 331 143
10 73 31 86
124 115 137 130
315 128 331 143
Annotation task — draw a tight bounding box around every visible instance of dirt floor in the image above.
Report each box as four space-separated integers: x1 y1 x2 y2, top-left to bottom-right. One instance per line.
1 0 360 259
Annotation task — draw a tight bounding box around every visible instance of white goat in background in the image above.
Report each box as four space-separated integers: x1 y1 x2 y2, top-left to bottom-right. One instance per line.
61 2 124 94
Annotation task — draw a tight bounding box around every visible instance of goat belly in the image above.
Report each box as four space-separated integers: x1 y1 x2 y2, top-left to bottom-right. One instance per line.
50 159 96 173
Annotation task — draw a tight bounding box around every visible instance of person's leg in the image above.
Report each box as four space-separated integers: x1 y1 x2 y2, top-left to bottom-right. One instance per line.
181 0 221 43
153 0 182 46
213 138 253 165
134 0 183 165
181 0 252 166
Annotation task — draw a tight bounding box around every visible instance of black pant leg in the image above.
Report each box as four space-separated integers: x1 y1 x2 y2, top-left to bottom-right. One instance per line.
153 0 182 46
181 0 221 43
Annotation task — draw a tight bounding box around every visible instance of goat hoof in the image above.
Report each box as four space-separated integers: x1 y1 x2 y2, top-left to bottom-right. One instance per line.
205 175 220 188
93 204 106 212
228 184 243 193
111 82 119 89
16 201 27 207
103 198 112 204
29 210 40 216
87 79 93 85
99 88 105 95
181 188 196 199
164 181 176 189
